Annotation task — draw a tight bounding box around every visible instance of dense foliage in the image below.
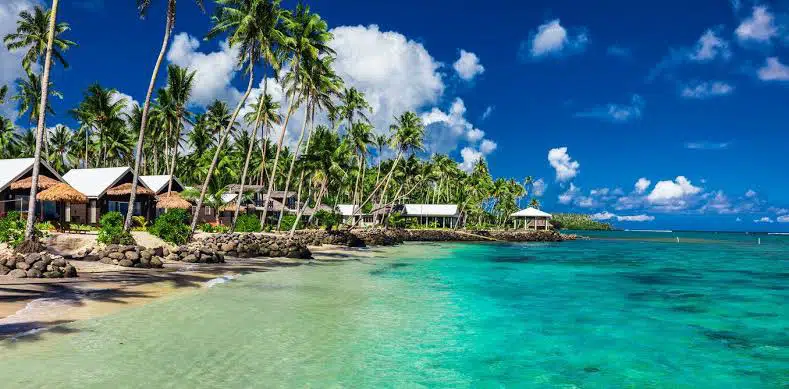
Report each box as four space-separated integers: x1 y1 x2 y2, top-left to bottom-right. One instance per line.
97 212 136 245
313 210 342 231
0 212 27 247
1 1 548 240
551 214 614 231
234 214 261 233
148 209 190 245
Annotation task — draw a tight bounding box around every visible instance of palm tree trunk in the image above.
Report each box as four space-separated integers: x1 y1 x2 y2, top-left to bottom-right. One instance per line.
23 0 59 241
306 179 327 225
230 75 267 232
166 121 181 194
352 152 401 228
188 67 255 239
275 110 310 230
260 88 301 227
124 5 174 231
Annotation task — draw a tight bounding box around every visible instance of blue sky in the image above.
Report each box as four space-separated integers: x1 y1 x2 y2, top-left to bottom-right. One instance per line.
1 0 788 231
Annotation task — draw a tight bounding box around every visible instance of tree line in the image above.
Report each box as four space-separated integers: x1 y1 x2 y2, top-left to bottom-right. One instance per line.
1 0 541 246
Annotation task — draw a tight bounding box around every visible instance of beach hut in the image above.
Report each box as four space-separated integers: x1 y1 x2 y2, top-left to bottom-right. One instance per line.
0 158 64 220
36 183 88 230
140 175 185 196
156 192 192 210
63 167 155 224
510 207 552 230
400 204 460 228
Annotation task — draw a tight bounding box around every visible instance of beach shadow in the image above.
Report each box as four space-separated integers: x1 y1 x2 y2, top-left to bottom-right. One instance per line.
0 319 81 345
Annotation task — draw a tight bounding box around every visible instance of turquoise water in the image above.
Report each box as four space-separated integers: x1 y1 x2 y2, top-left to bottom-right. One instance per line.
1 231 788 388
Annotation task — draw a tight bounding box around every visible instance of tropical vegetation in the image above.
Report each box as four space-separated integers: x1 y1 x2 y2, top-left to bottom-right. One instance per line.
1 0 546 245
551 214 614 231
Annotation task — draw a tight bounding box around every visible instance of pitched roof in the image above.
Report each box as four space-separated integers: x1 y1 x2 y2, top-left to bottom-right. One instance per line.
337 204 361 216
510 207 552 218
63 167 146 198
140 175 183 194
402 204 459 217
0 158 63 192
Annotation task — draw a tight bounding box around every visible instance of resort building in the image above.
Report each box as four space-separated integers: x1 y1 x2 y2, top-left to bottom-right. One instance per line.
337 204 374 226
0 158 64 220
63 167 155 224
510 207 552 230
140 175 185 195
397 204 460 228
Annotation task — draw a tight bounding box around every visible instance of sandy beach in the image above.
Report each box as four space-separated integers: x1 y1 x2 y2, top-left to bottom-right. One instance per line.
0 244 372 339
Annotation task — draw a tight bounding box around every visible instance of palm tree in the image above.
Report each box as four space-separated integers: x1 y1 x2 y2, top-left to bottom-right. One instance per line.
372 133 388 188
243 93 281 186
13 72 62 125
21 0 63 244
188 0 272 238
261 2 334 226
126 0 206 231
160 64 196 194
16 128 36 157
355 111 424 224
47 124 74 173
228 0 287 232
0 116 18 158
339 87 371 131
349 121 372 206
0 85 8 104
71 84 127 167
3 5 75 72
529 198 540 209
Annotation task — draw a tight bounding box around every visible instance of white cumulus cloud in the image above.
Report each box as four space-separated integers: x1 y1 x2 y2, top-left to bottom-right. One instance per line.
558 183 580 204
548 147 580 182
777 215 789 223
617 214 655 222
531 178 546 197
525 19 588 58
647 176 702 204
0 0 39 119
422 97 491 154
479 139 497 154
689 29 731 61
458 147 483 173
754 216 774 223
736 6 778 43
635 178 651 194
166 33 242 107
758 57 789 82
452 49 484 81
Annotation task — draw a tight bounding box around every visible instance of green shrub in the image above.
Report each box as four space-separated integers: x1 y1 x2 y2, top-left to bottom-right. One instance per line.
314 210 342 231
213 224 229 233
387 212 412 229
199 223 214 232
0 211 26 247
97 211 136 245
35 221 56 231
235 213 261 232
149 209 190 245
278 214 302 231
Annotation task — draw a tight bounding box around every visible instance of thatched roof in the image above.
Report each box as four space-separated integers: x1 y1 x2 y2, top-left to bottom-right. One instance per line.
106 182 154 196
219 203 245 212
156 192 192 209
10 175 61 190
36 183 88 204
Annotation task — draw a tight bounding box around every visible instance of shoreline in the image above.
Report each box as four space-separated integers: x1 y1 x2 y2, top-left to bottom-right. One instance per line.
0 229 575 340
0 245 373 340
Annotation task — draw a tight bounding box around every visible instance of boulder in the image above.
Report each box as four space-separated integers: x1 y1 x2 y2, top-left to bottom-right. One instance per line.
108 252 125 260
8 269 27 278
0 265 10 275
153 247 164 257
6 257 17 268
64 264 77 277
140 250 152 261
15 262 30 271
118 259 134 267
124 251 140 261
99 258 113 264
26 269 42 278
52 258 67 267
44 270 63 278
24 253 41 264
32 261 46 271
150 257 163 268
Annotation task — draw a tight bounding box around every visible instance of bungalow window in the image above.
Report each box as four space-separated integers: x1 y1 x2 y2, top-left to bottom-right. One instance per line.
205 207 212 216
108 201 143 216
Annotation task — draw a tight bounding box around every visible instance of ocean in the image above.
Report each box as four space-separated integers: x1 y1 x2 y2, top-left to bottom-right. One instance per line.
1 231 787 388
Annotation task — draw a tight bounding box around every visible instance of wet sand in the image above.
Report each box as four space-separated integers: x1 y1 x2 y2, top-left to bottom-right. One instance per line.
0 245 373 339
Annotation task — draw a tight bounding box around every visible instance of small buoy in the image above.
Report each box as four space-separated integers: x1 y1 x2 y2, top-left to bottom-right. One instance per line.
676 237 680 243
758 238 761 245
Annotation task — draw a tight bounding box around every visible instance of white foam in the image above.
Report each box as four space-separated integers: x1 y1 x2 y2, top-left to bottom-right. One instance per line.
205 274 236 288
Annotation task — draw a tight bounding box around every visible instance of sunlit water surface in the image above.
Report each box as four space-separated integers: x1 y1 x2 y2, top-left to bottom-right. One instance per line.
1 231 787 388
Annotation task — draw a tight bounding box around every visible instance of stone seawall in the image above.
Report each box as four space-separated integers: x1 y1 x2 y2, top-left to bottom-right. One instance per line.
197 233 312 259
284 228 575 247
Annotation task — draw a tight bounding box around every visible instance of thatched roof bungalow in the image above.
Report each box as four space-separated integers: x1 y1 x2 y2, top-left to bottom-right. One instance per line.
0 158 64 220
63 167 155 225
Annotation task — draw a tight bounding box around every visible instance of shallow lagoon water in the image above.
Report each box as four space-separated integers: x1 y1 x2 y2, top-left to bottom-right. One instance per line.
0 231 787 388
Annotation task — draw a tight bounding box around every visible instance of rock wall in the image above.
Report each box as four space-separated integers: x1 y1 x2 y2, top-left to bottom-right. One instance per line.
92 245 165 268
351 228 573 246
197 233 312 259
165 244 225 264
289 230 366 247
0 252 78 278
